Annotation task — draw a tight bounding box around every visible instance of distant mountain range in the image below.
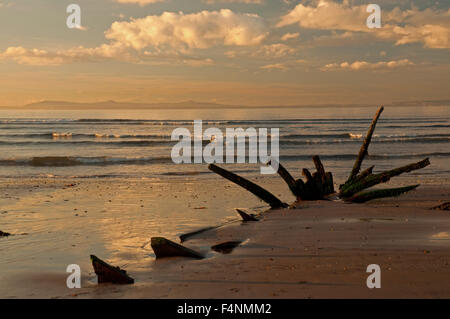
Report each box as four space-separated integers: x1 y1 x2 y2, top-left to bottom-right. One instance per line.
2 99 449 109
20 100 236 109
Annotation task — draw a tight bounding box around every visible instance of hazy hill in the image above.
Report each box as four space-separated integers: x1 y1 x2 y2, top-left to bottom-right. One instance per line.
0 99 448 109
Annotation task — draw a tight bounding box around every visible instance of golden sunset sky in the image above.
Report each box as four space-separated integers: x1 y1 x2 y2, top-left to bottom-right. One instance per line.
0 0 449 106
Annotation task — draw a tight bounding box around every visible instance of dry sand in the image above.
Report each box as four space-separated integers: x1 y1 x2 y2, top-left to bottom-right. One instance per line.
2 181 448 299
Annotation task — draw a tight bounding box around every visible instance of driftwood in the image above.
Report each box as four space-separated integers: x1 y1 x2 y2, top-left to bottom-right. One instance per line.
340 166 374 191
271 157 334 201
346 185 419 203
211 241 242 254
333 106 431 202
430 202 450 211
339 159 430 198
179 226 216 242
208 164 287 208
151 237 204 259
90 255 134 284
207 107 430 205
151 106 432 263
236 209 259 221
268 159 297 196
0 230 11 237
346 106 384 183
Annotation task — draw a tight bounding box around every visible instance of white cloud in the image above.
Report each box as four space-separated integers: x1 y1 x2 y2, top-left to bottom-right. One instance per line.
281 32 300 41
204 0 262 4
0 1 14 8
257 43 296 58
114 0 165 5
260 63 288 71
0 44 129 66
321 59 414 71
278 0 368 32
278 0 450 49
224 43 296 59
0 9 268 66
105 9 268 52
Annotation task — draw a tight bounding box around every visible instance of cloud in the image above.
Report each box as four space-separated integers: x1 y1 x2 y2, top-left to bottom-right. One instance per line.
321 59 414 71
257 43 296 58
260 63 288 71
0 9 268 66
0 44 129 66
281 32 300 41
278 0 450 49
224 43 296 60
105 9 268 52
278 0 368 32
204 0 262 3
0 44 219 67
113 0 165 5
0 1 14 8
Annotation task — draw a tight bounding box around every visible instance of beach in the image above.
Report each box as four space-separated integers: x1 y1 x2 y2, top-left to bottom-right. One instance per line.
0 106 449 299
2 0 449 303
1 177 449 299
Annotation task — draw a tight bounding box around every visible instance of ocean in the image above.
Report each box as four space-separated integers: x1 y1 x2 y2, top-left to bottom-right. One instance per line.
0 105 449 295
0 106 448 181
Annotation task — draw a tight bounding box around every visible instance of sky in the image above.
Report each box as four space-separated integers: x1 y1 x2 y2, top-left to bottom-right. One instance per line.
0 0 449 106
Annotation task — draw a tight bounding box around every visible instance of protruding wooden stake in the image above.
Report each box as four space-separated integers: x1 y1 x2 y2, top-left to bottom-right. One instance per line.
346 106 384 183
269 160 298 197
211 241 242 254
313 155 326 181
90 255 134 284
236 209 259 222
430 202 450 211
346 185 419 203
0 230 11 237
302 168 313 182
340 166 374 191
208 164 287 208
179 227 216 242
151 237 204 259
340 158 430 198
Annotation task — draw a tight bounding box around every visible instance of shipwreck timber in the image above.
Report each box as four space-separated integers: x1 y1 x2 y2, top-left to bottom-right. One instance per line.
148 106 431 262
90 255 134 284
208 106 429 204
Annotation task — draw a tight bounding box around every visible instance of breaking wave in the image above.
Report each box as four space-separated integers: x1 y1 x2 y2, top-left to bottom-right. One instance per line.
0 152 448 167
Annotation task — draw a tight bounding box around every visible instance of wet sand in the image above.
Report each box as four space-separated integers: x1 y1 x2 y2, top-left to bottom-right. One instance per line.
1 179 449 299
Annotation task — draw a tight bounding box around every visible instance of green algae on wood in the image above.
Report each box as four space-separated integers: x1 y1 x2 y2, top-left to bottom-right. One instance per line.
346 185 419 203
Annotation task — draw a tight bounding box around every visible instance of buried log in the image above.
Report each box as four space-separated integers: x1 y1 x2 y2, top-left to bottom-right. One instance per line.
340 166 374 191
302 168 313 182
346 106 384 184
207 107 431 207
430 202 450 211
208 164 287 209
151 237 204 259
354 166 375 182
236 209 259 222
313 155 335 196
346 185 419 203
268 159 297 197
90 255 134 284
179 226 216 242
0 230 11 237
211 241 242 254
340 158 430 198
337 106 429 202
299 157 335 200
313 155 326 181
271 156 334 200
